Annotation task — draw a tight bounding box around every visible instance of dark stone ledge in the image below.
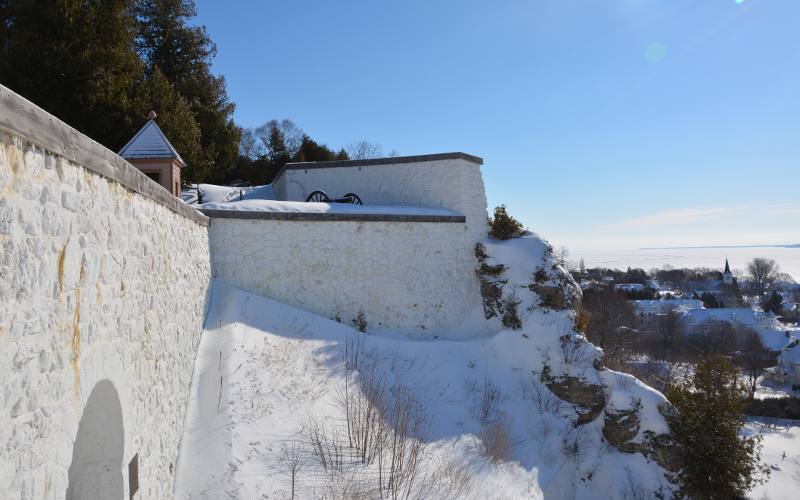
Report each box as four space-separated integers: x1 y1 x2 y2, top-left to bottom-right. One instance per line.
200 209 467 223
0 85 209 227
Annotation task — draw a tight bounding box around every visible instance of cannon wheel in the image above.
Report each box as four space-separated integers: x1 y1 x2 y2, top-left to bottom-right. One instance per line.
342 193 362 205
306 190 331 202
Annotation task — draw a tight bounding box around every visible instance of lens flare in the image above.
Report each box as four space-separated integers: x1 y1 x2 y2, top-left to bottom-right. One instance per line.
644 42 667 64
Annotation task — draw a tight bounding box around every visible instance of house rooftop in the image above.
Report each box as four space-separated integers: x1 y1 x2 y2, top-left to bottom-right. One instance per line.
119 117 185 166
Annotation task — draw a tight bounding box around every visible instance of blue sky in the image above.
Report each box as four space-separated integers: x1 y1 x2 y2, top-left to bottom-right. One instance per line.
195 0 799 250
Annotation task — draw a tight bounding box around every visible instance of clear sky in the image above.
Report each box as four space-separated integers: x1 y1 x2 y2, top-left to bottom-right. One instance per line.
194 0 799 251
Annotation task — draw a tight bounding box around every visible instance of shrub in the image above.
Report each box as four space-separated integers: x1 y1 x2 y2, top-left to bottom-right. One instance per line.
352 311 367 333
501 294 522 330
746 397 800 420
488 205 524 240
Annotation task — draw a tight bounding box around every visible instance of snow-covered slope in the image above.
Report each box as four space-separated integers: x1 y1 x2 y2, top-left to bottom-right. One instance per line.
175 235 677 499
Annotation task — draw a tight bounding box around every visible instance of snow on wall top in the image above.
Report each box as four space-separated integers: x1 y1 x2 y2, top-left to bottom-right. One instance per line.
118 119 185 165
0 84 206 225
273 151 483 182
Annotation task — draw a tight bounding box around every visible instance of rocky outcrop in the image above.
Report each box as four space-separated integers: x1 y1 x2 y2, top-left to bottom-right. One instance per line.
602 401 682 473
544 374 606 425
603 406 642 453
475 243 507 320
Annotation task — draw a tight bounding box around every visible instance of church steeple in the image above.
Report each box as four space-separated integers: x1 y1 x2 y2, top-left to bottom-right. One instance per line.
723 258 733 284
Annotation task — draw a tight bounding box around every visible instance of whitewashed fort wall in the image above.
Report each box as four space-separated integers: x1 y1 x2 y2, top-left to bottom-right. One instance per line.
204 212 482 336
272 154 488 246
0 86 211 499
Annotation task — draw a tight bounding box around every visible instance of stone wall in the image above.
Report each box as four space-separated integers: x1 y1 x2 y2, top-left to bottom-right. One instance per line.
0 86 211 499
205 212 482 336
272 153 488 246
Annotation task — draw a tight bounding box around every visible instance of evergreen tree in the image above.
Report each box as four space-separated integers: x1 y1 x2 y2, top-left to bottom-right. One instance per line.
134 68 201 166
294 135 348 163
267 124 290 167
667 357 768 498
0 0 145 149
134 0 240 182
762 291 783 316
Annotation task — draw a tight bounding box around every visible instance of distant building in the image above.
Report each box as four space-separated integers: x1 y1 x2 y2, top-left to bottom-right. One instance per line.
119 111 185 197
774 341 800 386
633 299 704 317
615 283 645 293
723 258 734 285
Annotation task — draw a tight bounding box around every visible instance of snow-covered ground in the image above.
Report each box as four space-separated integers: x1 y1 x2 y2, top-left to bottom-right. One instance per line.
744 418 800 500
175 281 670 499
755 379 800 400
182 183 276 204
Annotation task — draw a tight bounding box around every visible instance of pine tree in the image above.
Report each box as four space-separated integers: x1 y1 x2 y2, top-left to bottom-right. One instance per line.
134 0 240 182
666 357 768 498
134 68 201 167
294 135 347 163
0 0 145 149
762 291 783 316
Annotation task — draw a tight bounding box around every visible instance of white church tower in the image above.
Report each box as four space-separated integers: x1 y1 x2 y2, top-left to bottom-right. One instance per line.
723 259 734 284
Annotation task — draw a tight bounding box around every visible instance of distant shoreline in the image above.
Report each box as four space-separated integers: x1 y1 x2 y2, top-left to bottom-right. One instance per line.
640 244 800 250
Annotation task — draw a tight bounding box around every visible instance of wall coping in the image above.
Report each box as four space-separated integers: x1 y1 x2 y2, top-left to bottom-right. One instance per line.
200 209 467 223
0 85 209 227
273 152 483 183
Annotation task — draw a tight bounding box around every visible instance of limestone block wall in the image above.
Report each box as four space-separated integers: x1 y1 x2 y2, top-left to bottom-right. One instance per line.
205 212 482 336
272 153 489 245
0 86 211 499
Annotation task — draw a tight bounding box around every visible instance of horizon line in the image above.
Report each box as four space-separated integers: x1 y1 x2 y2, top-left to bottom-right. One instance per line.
639 243 800 250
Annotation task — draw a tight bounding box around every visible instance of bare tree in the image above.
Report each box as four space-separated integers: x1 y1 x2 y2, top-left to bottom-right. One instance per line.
582 287 638 366
346 141 383 160
279 440 306 500
687 319 738 359
554 246 573 270
653 306 684 361
734 327 774 400
747 258 779 299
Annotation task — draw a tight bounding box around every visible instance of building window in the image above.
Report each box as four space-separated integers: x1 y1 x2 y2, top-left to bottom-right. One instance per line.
145 172 160 183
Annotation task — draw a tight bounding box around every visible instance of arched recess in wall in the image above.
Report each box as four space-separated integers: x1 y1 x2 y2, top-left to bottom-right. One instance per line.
67 379 125 500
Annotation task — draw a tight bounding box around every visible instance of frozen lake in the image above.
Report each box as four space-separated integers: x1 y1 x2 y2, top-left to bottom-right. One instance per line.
573 246 800 281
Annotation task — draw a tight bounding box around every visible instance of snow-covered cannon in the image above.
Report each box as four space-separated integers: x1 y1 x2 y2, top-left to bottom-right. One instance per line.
305 190 362 205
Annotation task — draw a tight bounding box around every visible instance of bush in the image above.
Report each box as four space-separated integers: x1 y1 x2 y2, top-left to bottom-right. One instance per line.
666 357 769 498
488 205 524 240
746 397 800 420
501 294 522 330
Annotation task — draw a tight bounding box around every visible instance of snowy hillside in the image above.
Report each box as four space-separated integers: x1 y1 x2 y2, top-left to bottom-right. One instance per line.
175 235 678 499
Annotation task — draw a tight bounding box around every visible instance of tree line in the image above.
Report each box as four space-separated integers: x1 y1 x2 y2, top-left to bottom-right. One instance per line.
0 0 386 186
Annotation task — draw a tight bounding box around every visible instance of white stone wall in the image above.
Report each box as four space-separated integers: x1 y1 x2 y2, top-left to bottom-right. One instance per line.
208 217 481 335
273 157 489 245
0 131 211 499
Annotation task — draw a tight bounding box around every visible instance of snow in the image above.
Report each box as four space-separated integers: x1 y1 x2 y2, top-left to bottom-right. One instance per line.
119 119 184 163
175 234 676 498
175 281 672 499
599 370 671 438
181 183 276 205
743 418 800 500
198 198 461 217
